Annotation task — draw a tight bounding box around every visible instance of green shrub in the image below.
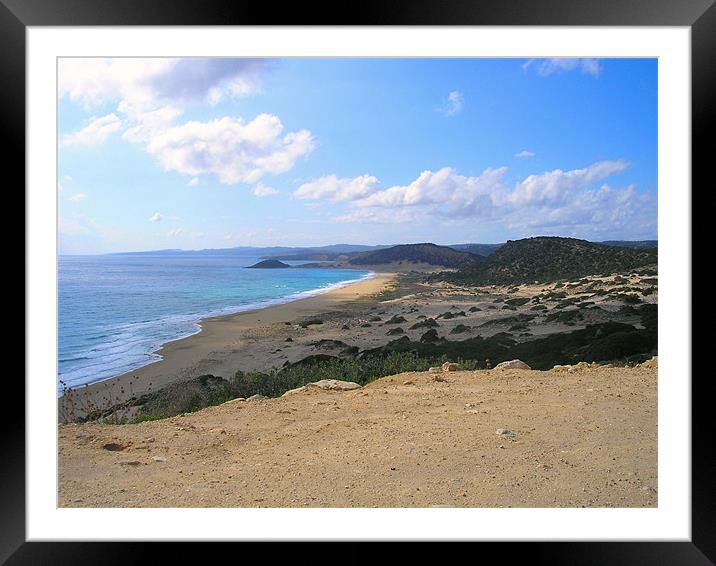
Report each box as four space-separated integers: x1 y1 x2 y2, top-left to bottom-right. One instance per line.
232 351 480 399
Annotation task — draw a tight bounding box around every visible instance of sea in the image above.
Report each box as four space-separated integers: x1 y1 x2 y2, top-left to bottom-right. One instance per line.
58 253 372 393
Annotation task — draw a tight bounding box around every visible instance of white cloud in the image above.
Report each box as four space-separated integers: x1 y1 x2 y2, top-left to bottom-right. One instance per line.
69 193 86 202
353 166 508 210
503 160 630 207
186 177 199 187
515 150 535 158
253 183 279 197
62 113 122 147
439 90 464 117
326 159 649 237
59 58 313 188
149 212 163 222
146 114 314 184
294 174 379 202
58 58 264 111
523 58 603 77
167 228 183 237
121 105 183 143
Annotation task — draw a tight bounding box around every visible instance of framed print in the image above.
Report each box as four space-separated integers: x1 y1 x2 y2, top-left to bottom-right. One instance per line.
7 0 711 562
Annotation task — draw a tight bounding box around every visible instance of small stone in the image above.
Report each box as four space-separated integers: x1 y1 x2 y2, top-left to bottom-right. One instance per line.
428 367 442 373
152 456 167 463
403 380 414 385
102 442 126 452
441 362 462 372
118 460 141 466
496 428 517 438
246 394 268 402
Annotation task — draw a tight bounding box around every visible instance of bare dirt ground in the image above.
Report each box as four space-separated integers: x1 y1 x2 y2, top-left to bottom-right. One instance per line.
59 361 657 508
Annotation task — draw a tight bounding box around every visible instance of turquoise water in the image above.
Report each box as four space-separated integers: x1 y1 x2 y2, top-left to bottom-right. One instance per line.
58 253 371 392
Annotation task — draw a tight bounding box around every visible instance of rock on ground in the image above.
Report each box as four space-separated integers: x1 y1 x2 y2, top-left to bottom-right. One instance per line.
494 359 531 370
284 380 362 396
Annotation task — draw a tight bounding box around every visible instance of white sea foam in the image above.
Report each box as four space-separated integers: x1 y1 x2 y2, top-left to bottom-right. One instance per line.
58 268 374 394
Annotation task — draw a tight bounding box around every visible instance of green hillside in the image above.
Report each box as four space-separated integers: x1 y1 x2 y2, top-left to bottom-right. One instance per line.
445 237 657 285
348 243 483 268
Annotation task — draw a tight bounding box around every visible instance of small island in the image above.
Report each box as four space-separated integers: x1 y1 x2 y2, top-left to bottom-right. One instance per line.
247 259 291 269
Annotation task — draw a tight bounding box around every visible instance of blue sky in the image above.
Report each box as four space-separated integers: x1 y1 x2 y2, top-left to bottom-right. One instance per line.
58 57 657 254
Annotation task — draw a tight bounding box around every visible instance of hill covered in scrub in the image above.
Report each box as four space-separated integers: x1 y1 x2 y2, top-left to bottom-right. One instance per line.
449 243 504 256
600 240 658 249
443 237 657 285
348 243 483 268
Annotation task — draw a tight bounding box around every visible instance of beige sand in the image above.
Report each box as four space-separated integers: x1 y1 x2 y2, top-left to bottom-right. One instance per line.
59 362 657 508
59 272 396 419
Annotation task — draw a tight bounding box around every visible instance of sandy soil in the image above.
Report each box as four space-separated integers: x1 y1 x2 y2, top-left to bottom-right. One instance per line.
59 269 657 422
59 361 657 508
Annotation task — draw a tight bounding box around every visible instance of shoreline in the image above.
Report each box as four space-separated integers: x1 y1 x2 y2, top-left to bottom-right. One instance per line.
59 268 377 394
59 271 397 420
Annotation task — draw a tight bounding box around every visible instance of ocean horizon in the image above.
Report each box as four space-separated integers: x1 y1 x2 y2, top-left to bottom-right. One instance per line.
58 253 372 393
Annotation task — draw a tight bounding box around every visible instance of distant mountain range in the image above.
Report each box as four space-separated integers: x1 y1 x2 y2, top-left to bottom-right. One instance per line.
108 237 658 284
110 244 388 258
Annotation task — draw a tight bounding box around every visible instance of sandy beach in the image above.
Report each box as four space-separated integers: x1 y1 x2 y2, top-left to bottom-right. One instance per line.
59 272 397 420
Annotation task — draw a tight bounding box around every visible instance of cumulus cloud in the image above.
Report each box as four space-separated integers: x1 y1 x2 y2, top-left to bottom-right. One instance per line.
503 160 630 207
439 90 464 117
515 150 535 158
58 58 265 111
294 174 379 202
69 193 86 202
523 58 603 77
253 184 279 197
146 114 314 184
322 159 651 237
186 177 199 187
352 166 508 210
60 58 312 187
167 228 183 237
62 113 122 147
149 212 163 222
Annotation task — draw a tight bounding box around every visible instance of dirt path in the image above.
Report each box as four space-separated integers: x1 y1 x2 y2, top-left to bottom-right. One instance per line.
59 362 657 508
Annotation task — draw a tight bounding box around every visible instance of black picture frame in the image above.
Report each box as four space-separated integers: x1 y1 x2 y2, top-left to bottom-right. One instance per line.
6 0 708 563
